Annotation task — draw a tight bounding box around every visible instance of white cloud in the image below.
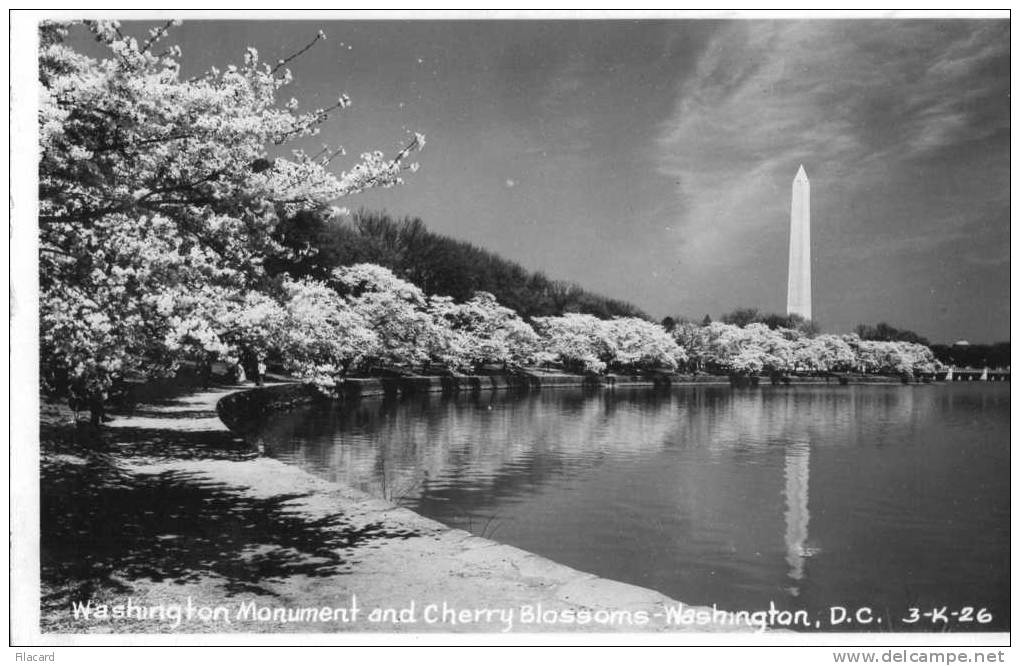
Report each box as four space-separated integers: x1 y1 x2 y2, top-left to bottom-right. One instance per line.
654 20 1008 275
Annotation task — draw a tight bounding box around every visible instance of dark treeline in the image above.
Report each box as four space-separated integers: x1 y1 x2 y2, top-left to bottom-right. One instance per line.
929 343 1010 369
854 322 930 346
268 209 648 321
719 307 820 334
855 321 1009 369
662 308 820 336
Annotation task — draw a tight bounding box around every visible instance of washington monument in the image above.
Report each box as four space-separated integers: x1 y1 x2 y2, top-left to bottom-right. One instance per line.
787 165 812 320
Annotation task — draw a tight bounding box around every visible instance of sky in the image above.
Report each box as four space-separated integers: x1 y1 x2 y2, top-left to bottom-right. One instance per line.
75 18 1010 343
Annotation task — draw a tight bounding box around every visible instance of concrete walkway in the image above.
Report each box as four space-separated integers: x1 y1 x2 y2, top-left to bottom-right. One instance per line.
45 384 759 635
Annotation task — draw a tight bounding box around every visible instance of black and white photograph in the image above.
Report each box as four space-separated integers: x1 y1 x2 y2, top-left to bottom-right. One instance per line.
9 8 1011 656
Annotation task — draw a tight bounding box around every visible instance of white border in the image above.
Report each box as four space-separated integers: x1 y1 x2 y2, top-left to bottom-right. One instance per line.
8 7 1014 652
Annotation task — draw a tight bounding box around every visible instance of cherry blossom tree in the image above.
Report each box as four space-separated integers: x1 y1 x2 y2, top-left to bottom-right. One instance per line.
532 313 615 374
693 323 793 375
697 323 757 374
881 341 942 376
754 324 795 373
603 317 686 372
331 264 442 371
683 323 939 376
159 284 288 384
429 291 539 372
791 334 856 371
840 335 941 375
531 314 684 374
689 322 736 373
843 336 882 374
419 295 472 371
278 278 379 387
38 21 423 421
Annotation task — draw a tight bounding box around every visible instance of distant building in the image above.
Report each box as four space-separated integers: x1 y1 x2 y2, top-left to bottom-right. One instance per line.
952 340 971 347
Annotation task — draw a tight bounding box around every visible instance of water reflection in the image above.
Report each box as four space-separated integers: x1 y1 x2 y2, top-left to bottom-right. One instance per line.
259 384 1009 631
784 441 810 594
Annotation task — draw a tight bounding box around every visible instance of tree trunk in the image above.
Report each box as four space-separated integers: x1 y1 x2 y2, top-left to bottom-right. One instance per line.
88 391 106 427
199 357 213 388
239 347 262 386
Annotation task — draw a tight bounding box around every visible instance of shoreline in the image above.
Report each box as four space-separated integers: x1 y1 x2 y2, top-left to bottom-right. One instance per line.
330 371 918 400
39 382 760 635
37 377 1001 637
215 371 921 445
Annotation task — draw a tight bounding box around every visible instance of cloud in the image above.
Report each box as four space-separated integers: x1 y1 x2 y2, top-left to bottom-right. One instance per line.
654 20 1009 275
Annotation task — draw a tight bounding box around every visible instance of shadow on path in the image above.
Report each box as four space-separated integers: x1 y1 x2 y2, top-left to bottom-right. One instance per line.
40 432 420 616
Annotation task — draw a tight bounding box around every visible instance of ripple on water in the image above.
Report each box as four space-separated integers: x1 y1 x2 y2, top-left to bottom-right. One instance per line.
259 384 1009 631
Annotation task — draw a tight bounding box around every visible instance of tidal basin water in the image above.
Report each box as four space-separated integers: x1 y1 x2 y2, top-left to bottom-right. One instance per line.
258 383 1009 631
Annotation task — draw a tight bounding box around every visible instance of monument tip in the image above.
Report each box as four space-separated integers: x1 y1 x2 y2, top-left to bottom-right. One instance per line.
796 164 807 179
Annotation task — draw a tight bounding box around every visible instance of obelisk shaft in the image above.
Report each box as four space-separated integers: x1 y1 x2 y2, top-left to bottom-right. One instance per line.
787 165 812 320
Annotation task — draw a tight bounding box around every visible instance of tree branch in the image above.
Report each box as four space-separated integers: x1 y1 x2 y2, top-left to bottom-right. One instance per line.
140 20 175 54
271 31 325 75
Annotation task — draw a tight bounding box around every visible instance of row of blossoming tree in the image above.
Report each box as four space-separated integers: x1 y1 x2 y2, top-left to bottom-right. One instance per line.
38 22 942 426
156 259 942 382
671 322 941 376
155 267 940 385
159 263 687 383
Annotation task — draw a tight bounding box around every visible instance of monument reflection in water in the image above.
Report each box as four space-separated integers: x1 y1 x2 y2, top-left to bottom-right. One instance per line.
259 383 1009 631
784 441 810 596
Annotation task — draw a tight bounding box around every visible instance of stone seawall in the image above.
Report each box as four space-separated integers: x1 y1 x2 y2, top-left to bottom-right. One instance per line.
214 372 912 423
212 373 734 440
765 374 907 386
216 382 323 437
337 371 731 398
